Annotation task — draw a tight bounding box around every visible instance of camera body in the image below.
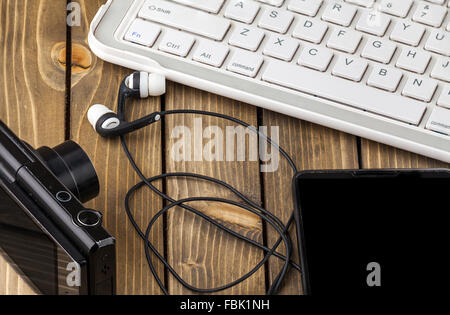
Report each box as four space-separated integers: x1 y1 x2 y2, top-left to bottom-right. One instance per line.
0 120 115 295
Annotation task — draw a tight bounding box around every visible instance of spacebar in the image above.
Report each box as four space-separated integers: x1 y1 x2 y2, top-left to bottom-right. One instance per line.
262 61 427 125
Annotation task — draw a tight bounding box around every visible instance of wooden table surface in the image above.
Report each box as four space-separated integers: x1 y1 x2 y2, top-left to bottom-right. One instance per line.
0 0 448 295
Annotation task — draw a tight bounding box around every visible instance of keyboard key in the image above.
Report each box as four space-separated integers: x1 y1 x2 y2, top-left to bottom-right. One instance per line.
412 1 447 27
322 1 357 26
437 85 450 109
171 0 225 13
402 76 437 102
425 30 450 57
288 0 322 17
331 55 368 81
327 28 362 53
258 7 294 33
262 60 427 124
227 50 264 77
447 21 450 31
258 0 285 6
431 57 450 82
345 0 374 7
193 40 230 67
298 45 334 71
224 0 260 24
124 19 161 47
367 65 403 92
396 49 431 74
292 15 328 43
426 0 445 4
390 21 425 46
379 0 413 18
361 38 396 64
229 25 265 51
426 106 450 135
158 29 195 57
263 34 299 61
356 10 391 36
139 0 230 41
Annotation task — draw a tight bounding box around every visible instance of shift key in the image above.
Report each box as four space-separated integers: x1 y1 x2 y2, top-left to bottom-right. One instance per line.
139 0 230 41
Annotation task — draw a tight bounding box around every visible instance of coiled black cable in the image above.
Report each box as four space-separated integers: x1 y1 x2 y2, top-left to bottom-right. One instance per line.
120 107 301 295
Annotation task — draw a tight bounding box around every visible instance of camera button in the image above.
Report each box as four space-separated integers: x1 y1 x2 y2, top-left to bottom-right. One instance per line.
56 191 72 203
77 210 102 227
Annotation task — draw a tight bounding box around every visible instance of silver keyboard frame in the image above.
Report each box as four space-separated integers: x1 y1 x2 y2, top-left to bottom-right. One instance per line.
89 0 450 162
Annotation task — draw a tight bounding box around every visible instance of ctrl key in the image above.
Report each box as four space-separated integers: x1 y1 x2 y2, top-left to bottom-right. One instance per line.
226 50 264 78
158 30 195 57
426 107 450 136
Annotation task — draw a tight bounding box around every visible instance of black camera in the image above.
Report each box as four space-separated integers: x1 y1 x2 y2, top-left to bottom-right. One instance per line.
0 120 115 295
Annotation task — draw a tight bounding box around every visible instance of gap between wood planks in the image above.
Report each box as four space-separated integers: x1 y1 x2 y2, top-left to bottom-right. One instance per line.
64 0 72 141
62 1 172 290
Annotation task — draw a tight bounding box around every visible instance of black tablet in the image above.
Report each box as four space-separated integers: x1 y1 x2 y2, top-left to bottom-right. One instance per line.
293 169 450 296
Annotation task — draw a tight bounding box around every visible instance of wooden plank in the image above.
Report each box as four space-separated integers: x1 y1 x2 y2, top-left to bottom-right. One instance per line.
0 255 36 295
360 139 449 169
0 0 67 295
68 1 164 295
164 82 265 294
261 111 359 294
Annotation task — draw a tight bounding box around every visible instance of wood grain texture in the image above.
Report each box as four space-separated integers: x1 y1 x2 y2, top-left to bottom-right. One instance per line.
261 111 359 294
1 0 449 296
0 0 67 147
0 254 36 295
69 0 164 295
164 82 265 294
0 0 67 295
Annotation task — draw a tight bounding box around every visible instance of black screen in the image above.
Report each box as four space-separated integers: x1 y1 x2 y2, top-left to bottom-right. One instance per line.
296 172 450 295
0 185 58 295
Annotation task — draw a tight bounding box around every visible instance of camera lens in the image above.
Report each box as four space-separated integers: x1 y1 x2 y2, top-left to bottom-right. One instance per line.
35 141 99 203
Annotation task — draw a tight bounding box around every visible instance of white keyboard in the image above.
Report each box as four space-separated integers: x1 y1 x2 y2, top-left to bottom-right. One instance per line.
89 0 450 162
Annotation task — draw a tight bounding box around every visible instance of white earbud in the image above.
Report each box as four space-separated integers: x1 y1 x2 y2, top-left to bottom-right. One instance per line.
126 72 166 98
87 104 120 131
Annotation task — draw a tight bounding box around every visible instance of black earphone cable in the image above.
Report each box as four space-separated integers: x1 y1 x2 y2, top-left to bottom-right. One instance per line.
116 81 301 295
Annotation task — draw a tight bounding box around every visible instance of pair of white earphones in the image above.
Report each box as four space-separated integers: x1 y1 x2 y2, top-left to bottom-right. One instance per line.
87 72 166 137
86 71 300 295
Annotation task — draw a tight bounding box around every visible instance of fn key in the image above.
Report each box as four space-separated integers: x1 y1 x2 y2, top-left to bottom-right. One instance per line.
125 19 161 47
